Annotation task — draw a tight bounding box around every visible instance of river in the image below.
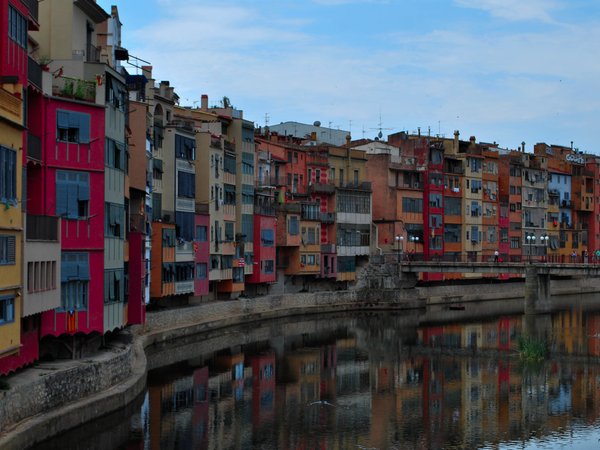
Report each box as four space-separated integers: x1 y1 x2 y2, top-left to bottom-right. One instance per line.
32 298 600 449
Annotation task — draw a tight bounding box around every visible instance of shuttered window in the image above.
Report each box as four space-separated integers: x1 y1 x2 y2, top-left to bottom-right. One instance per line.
60 252 89 311
177 171 195 198
105 203 125 238
0 146 17 205
57 110 90 143
175 212 194 242
56 170 90 219
0 235 16 265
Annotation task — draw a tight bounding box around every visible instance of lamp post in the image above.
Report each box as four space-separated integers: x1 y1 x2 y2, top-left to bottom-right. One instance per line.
526 234 536 263
395 235 404 263
541 235 549 262
410 236 420 260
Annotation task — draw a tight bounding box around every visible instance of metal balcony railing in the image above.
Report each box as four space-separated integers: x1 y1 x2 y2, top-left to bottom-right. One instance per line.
26 215 59 241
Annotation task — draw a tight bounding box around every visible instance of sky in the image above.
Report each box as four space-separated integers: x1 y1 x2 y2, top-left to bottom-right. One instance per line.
97 0 600 153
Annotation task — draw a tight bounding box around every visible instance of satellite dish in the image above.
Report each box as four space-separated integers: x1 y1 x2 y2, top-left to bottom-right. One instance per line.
314 121 321 127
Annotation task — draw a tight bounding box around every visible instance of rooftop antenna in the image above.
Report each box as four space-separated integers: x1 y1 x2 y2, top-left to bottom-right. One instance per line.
370 112 392 140
264 113 270 128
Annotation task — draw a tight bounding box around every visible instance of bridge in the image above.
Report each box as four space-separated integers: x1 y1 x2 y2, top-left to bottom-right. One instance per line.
390 256 600 314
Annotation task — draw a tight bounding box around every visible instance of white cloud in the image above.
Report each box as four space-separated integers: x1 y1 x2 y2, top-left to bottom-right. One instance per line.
123 1 600 151
454 0 562 23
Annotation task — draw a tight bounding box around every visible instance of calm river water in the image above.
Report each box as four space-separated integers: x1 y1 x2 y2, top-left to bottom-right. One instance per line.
33 300 600 450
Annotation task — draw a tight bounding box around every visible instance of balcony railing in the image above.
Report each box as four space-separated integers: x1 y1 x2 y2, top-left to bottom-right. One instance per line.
27 132 42 161
129 213 147 234
320 212 335 223
310 181 336 194
27 56 42 90
52 75 96 103
26 215 59 241
22 0 38 23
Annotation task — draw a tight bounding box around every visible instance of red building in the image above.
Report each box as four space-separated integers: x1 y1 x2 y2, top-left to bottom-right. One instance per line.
247 214 277 285
29 97 106 340
251 353 276 431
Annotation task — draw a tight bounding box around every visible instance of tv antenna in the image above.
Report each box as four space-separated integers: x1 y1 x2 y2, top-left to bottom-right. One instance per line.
370 113 392 140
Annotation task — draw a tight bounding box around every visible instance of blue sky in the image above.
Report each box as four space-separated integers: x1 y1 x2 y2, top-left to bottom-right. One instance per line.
98 0 600 153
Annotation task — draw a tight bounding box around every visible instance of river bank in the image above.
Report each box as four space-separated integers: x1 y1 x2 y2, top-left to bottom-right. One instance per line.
1 277 600 449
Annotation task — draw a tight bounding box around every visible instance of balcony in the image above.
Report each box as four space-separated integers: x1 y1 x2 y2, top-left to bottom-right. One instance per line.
26 215 59 241
22 0 39 26
224 140 236 151
27 132 42 161
309 181 336 194
339 181 372 191
321 243 336 254
52 75 96 103
129 213 147 234
195 202 209 214
27 57 42 90
320 212 335 223
254 202 276 216
276 202 301 214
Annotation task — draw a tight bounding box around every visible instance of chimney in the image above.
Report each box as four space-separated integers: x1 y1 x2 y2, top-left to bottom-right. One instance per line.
346 134 351 145
201 94 208 111
571 141 574 150
417 127 421 137
453 130 460 152
521 141 526 152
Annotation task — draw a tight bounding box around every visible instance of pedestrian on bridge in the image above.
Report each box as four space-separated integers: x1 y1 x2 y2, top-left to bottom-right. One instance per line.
494 250 499 263
571 250 577 263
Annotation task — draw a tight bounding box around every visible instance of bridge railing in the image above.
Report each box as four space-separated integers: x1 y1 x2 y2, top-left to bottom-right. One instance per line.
383 251 600 265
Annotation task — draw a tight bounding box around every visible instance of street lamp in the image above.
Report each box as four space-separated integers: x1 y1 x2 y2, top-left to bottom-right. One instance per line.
410 236 420 260
540 235 549 262
395 235 404 263
526 234 536 263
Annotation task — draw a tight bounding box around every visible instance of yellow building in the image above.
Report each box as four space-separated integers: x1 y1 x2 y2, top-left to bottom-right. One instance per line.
0 81 23 363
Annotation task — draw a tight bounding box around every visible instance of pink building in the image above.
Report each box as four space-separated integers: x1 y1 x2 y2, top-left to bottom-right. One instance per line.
194 212 210 297
247 215 277 285
27 97 106 338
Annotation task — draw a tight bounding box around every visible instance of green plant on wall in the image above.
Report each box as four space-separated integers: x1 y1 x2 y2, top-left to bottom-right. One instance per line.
62 79 74 97
75 81 86 100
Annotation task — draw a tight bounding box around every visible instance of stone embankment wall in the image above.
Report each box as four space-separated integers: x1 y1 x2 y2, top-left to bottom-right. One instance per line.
2 277 600 449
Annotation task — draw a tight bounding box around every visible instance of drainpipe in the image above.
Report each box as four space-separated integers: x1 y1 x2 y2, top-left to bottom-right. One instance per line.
371 222 382 255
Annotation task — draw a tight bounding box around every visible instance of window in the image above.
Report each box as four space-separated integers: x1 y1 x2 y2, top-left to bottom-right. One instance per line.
225 221 235 242
152 193 162 220
196 263 207 280
0 296 15 325
0 235 16 265
105 203 124 238
175 212 194 242
57 110 91 143
224 153 236 173
263 260 274 273
61 252 89 311
402 197 423 213
177 171 195 198
510 237 520 249
195 225 207 241
429 193 442 208
27 261 57 293
224 184 236 205
288 216 299 235
104 269 124 303
56 170 89 219
242 214 253 242
353 170 359 185
444 224 461 243
105 138 125 169
444 197 461 216
175 134 195 160
261 229 274 246
8 6 27 48
337 191 371 214
162 228 176 247
0 146 17 205
330 167 335 181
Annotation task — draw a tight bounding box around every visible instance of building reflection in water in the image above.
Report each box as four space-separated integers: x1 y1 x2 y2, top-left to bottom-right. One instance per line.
140 309 600 450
